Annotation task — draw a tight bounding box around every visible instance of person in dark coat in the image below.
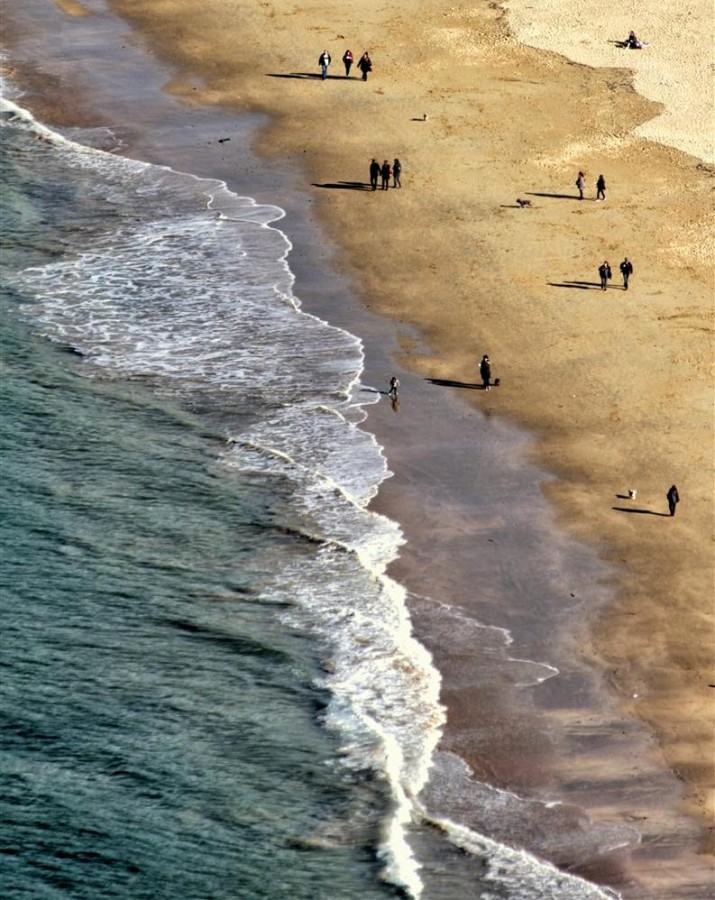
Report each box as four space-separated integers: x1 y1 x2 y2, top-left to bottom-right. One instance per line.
342 49 353 77
392 158 402 188
666 485 680 517
369 158 380 191
479 354 491 390
598 261 612 291
596 174 606 201
380 160 391 190
619 257 633 290
357 52 372 81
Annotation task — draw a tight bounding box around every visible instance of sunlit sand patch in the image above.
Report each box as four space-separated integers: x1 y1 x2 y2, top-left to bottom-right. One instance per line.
666 216 715 267
531 134 637 169
52 0 92 17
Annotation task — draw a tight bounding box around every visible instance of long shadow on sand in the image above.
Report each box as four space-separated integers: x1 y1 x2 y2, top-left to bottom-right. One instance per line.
548 281 602 290
267 72 354 80
427 378 482 390
312 181 370 191
526 192 584 200
612 507 671 516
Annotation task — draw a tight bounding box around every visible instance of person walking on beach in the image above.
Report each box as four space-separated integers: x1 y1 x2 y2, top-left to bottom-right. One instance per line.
357 51 372 81
598 261 612 291
342 49 354 77
369 158 380 191
392 158 402 188
576 171 586 200
388 376 399 398
318 50 331 80
666 484 680 517
380 160 391 190
479 354 491 390
596 174 606 201
619 257 633 290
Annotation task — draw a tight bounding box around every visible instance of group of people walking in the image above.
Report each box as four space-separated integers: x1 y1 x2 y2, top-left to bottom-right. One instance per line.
318 49 372 80
316 50 403 191
598 257 633 291
370 158 402 190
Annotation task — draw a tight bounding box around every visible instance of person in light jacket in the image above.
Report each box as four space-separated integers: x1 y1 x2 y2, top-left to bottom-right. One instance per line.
319 50 331 80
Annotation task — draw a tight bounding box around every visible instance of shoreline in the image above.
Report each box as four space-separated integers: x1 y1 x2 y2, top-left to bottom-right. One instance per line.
4 0 714 895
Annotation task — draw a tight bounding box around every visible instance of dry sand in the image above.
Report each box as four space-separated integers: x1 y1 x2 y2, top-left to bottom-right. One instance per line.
506 0 715 163
23 0 715 891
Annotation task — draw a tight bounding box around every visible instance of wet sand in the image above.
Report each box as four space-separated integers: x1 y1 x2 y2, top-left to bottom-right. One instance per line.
4 0 714 895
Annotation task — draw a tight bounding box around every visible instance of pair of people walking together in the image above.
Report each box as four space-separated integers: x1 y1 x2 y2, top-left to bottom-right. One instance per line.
599 258 633 291
575 171 606 202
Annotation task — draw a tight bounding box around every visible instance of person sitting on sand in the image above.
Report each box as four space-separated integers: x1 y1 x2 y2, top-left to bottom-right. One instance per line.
625 30 643 49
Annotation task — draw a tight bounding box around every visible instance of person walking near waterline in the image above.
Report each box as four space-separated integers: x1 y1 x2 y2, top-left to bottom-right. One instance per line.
480 354 491 390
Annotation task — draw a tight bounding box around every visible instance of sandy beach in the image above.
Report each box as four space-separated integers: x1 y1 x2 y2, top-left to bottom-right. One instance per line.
4 0 713 894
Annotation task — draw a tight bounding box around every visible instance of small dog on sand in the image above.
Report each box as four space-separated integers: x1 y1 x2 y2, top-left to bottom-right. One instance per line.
516 198 532 208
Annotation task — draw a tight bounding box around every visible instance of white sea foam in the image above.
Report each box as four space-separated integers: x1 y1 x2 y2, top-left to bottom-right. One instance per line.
426 813 620 899
2 96 443 897
2 92 628 899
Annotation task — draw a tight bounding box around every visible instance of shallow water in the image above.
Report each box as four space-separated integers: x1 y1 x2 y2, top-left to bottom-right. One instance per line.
0 80 627 899
0 100 430 897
